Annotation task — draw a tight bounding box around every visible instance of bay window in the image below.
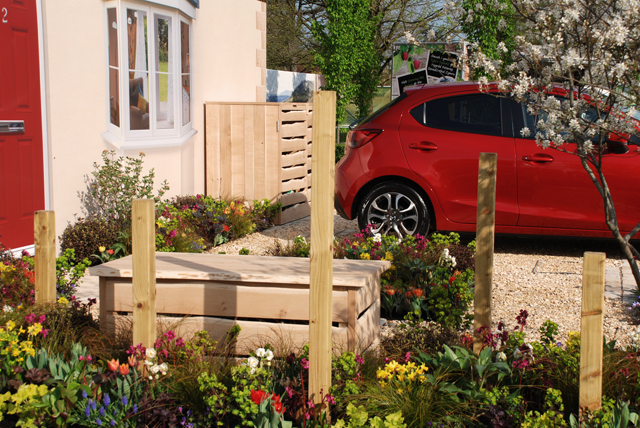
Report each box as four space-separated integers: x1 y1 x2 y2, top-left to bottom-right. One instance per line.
103 1 195 148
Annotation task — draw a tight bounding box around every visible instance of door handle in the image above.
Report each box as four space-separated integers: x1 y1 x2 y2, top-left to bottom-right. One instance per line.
0 120 25 134
408 141 437 151
522 153 554 164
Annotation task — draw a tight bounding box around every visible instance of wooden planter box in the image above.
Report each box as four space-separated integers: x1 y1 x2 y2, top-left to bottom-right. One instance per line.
90 253 390 354
205 102 313 225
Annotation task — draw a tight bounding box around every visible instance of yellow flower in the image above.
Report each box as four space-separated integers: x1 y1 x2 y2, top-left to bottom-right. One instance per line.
6 320 15 331
27 323 42 336
360 253 371 260
57 296 69 306
385 252 394 261
99 246 106 253
12 349 20 357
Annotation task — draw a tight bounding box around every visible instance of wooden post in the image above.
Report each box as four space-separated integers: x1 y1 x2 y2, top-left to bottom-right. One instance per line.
34 211 56 304
309 91 336 403
473 153 497 354
580 252 605 412
132 199 156 349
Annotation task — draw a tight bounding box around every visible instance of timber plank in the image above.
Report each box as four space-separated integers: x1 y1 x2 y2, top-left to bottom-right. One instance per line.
282 138 307 153
282 165 307 181
282 177 307 193
281 121 307 138
89 253 390 288
105 279 350 323
281 151 307 168
280 203 311 224
281 189 310 207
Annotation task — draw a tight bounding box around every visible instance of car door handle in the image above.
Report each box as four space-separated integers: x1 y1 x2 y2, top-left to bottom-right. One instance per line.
522 153 554 164
408 141 437 151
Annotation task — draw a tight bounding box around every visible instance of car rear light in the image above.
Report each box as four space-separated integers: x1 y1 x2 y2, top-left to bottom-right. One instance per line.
347 129 382 149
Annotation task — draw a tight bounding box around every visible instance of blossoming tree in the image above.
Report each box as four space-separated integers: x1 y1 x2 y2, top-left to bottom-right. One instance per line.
457 0 640 288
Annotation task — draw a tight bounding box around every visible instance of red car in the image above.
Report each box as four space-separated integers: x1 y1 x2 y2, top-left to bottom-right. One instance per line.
334 82 640 238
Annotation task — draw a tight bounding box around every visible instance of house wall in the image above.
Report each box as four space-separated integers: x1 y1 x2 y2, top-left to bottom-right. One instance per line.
40 0 264 249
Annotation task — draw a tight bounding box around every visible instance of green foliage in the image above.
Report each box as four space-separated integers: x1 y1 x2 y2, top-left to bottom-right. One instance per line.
312 0 380 120
55 249 90 300
59 216 122 265
460 0 516 70
267 235 311 258
156 196 281 252
336 143 346 163
333 403 406 428
87 150 169 225
380 324 462 362
522 388 567 427
239 248 250 255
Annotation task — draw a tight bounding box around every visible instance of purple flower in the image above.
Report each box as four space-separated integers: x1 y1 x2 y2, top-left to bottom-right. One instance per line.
85 405 91 418
99 407 105 416
103 394 110 406
133 404 138 414
110 419 116 426
82 389 88 399
121 395 128 406
91 400 97 411
96 419 102 426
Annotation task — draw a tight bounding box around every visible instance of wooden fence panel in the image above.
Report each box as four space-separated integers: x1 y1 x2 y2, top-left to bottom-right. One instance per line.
205 101 313 224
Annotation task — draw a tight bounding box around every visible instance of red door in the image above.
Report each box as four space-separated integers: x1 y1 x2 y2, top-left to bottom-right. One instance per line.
0 0 45 250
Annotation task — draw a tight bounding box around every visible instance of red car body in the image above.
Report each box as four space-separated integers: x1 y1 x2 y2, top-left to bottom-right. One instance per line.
334 82 640 238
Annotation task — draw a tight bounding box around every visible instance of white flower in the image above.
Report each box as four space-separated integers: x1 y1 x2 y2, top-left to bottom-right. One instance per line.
146 348 157 359
2 305 13 313
265 349 274 361
372 233 382 243
150 364 161 374
159 363 169 374
496 352 507 362
247 356 259 369
256 348 266 358
144 360 154 367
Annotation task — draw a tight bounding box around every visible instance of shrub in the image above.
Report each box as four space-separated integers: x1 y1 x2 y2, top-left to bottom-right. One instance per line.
85 150 169 225
59 216 121 264
380 323 462 361
0 245 35 309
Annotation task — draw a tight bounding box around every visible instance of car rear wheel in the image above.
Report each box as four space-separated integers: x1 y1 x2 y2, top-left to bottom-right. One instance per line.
357 182 430 238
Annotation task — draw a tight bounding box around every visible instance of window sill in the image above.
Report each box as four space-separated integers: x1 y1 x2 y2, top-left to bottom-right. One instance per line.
101 129 197 151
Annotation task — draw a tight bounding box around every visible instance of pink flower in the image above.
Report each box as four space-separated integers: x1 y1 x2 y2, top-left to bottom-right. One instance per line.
301 358 309 369
40 329 49 338
355 354 364 364
38 315 46 324
405 352 411 363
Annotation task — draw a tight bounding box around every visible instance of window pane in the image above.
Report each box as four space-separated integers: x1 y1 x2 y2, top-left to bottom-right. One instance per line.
107 8 119 128
181 21 190 74
129 74 149 130
109 68 120 127
423 94 501 136
108 8 118 68
182 75 190 125
181 21 190 126
128 9 149 130
156 15 173 129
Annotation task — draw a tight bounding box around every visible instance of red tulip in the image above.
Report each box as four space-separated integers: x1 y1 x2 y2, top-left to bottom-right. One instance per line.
107 359 120 372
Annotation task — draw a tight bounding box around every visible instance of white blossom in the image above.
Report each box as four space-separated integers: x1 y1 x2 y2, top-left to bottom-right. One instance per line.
146 348 157 359
256 348 266 358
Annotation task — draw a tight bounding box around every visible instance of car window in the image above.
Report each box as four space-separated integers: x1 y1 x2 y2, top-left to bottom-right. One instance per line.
410 94 502 136
516 96 600 137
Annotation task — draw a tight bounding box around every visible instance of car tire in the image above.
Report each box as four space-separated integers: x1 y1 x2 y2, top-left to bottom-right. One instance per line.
357 182 430 238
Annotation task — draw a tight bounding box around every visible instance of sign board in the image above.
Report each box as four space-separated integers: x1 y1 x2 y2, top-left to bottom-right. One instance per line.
391 42 468 99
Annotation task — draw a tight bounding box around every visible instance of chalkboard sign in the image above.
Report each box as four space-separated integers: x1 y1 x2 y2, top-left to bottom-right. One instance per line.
426 51 459 80
397 70 428 93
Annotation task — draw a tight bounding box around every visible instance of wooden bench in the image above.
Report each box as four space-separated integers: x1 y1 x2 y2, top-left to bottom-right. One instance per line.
89 253 390 353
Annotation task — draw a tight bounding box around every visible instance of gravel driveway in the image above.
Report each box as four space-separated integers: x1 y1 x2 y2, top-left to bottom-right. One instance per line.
209 213 639 348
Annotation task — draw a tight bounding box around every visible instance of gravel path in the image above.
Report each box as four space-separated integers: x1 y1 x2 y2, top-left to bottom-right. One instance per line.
208 214 640 349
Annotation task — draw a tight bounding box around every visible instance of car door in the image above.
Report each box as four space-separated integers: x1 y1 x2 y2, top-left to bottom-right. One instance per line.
398 92 519 225
511 99 640 232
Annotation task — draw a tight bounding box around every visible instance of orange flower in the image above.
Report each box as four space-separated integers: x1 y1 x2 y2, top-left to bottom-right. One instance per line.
412 289 423 298
107 359 120 372
405 290 413 298
128 356 138 368
385 288 396 296
223 225 230 232
119 363 130 376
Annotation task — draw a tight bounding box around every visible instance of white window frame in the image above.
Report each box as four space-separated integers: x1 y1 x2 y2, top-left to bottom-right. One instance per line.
102 0 196 150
